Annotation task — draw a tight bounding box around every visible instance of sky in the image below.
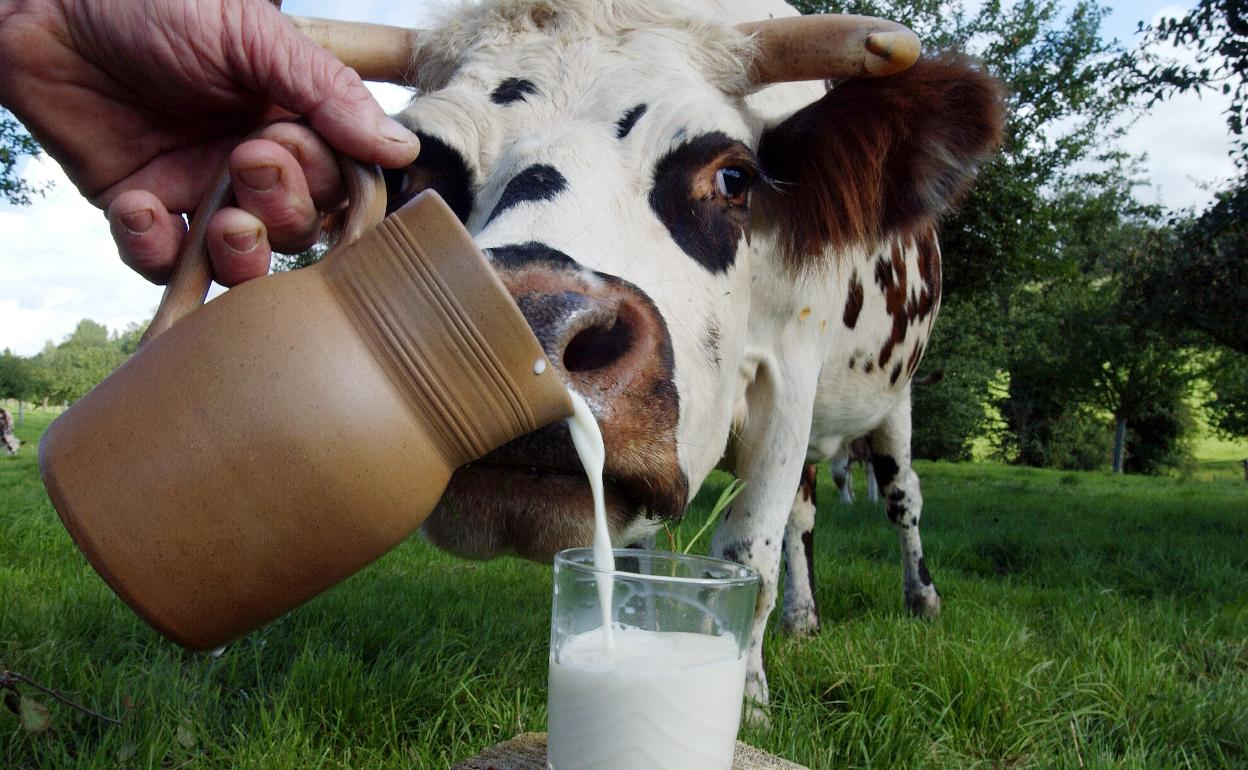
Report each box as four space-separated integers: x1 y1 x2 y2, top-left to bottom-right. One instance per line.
1 0 1236 356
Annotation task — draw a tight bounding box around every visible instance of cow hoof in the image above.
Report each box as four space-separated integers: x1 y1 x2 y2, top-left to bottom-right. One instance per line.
905 589 941 619
779 614 820 637
743 700 771 728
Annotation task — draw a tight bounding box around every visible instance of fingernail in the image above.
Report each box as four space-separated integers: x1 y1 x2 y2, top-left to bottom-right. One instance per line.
238 164 280 193
378 116 419 147
224 229 261 253
120 209 155 235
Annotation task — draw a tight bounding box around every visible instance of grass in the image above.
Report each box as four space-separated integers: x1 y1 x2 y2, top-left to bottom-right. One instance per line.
2 407 1246 768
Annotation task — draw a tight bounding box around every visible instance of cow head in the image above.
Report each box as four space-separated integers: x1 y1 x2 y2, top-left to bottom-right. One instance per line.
372 1 1003 561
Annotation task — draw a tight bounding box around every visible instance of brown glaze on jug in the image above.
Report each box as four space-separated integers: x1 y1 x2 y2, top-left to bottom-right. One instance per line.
39 153 572 650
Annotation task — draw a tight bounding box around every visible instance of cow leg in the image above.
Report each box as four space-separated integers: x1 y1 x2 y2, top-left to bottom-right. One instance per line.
864 458 880 503
870 395 940 618
712 360 820 723
829 450 854 503
780 463 820 636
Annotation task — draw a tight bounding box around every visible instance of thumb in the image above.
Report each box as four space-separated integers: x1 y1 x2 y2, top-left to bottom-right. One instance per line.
229 0 420 168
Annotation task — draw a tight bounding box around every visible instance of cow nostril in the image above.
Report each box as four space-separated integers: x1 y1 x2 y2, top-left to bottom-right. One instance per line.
563 316 633 372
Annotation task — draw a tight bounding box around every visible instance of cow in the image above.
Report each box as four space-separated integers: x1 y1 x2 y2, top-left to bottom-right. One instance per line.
362 0 1005 713
1 408 20 456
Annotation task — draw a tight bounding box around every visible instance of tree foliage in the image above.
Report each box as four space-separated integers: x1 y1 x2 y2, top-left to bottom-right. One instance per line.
1 107 45 206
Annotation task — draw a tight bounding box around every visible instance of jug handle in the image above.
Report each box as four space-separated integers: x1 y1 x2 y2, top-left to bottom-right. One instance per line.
140 139 388 346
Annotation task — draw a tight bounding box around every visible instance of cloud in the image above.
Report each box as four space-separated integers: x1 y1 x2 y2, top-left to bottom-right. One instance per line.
1116 4 1238 211
1 155 165 356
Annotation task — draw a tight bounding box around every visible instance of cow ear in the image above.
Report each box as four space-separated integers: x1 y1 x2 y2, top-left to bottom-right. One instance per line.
757 54 1006 267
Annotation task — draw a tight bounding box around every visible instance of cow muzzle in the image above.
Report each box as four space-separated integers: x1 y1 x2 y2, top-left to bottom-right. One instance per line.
420 244 687 561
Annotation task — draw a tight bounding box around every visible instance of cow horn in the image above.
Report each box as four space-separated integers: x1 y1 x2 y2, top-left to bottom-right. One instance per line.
286 13 920 88
287 16 420 84
737 14 920 86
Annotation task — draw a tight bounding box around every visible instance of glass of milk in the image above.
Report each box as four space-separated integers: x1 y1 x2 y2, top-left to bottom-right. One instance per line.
547 548 759 770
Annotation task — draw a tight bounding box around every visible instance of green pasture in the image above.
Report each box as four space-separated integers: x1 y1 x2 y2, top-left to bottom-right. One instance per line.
2 407 1246 768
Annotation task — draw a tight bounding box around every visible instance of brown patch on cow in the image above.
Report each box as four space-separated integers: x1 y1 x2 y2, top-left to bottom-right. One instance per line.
756 55 1006 270
820 319 828 333
876 239 909 367
906 341 926 377
889 362 903 386
799 463 818 504
915 225 942 321
799 307 812 321
864 360 875 373
843 271 864 329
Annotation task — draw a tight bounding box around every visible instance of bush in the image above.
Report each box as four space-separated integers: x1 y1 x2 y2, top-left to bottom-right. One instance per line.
1124 396 1196 475
1042 407 1113 471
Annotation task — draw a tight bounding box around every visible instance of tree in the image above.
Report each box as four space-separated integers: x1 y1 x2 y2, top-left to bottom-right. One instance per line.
1 107 45 205
1204 348 1248 439
272 244 326 273
31 320 128 404
910 296 1004 461
0 348 35 402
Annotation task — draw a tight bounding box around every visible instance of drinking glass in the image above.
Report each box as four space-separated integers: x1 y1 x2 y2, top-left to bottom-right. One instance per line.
547 548 759 770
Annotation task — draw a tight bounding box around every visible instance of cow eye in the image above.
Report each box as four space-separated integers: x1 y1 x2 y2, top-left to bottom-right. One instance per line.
714 166 753 203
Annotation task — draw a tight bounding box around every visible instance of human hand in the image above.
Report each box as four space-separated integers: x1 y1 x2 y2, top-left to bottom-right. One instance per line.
0 0 418 285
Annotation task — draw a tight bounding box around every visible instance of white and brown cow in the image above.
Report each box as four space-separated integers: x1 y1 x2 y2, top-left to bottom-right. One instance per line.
370 0 1004 711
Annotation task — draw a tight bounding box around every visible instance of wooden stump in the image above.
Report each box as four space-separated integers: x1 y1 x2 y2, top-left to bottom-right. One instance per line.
451 732 809 769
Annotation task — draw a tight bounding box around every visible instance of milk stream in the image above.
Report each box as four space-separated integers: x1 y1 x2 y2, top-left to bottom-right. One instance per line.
565 389 615 648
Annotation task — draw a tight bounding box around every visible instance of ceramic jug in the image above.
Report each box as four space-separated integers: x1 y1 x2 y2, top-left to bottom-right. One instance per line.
39 153 572 650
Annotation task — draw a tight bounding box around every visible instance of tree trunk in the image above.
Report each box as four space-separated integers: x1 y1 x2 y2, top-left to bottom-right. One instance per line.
1112 417 1127 474
16 400 23 426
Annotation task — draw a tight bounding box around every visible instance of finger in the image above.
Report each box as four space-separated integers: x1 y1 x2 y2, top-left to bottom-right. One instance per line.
206 208 272 287
257 122 346 212
227 6 420 168
107 190 188 284
229 139 321 254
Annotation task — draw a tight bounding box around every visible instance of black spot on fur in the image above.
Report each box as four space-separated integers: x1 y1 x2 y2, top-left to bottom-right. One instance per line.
886 501 905 524
616 104 648 139
917 557 933 586
874 454 900 489
649 132 753 274
486 242 578 271
843 272 864 328
491 78 538 104
889 362 903 385
383 132 475 223
486 164 567 225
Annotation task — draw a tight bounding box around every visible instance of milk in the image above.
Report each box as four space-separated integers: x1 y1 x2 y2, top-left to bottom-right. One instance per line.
547 626 748 770
565 390 615 647
554 389 747 770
